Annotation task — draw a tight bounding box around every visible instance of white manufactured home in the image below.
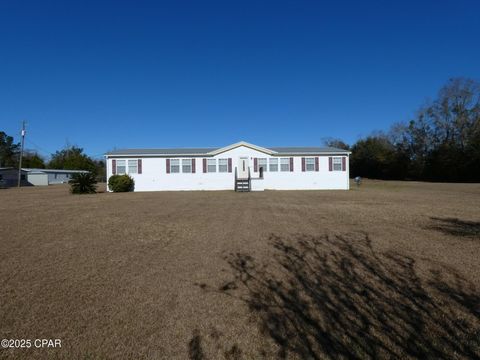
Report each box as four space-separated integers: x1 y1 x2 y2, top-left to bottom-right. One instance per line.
105 141 350 192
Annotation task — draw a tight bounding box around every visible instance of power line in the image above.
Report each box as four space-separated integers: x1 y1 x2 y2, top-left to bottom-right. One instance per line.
89 152 107 159
24 138 54 157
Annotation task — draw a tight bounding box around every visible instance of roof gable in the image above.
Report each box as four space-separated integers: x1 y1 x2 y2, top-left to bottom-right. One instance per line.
207 141 276 156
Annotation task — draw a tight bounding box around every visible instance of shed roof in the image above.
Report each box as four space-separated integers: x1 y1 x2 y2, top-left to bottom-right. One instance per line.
22 168 89 174
0 168 89 174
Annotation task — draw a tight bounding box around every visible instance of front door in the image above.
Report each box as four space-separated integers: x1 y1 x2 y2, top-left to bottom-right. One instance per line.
237 157 249 179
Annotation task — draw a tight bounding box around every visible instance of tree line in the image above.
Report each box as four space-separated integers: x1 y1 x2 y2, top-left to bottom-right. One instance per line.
325 77 480 182
2 77 479 183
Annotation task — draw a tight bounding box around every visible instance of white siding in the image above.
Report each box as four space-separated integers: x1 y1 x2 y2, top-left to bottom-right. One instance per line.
27 173 49 186
106 145 349 192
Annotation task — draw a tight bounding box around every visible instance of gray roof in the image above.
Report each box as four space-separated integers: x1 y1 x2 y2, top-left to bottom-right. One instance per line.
106 148 217 156
105 144 349 157
269 146 348 154
0 167 89 174
23 168 90 173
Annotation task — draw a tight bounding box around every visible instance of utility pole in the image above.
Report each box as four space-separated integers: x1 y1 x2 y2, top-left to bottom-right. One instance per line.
17 121 26 187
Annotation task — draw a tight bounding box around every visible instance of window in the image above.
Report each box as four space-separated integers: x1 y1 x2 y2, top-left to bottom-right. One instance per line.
182 159 192 173
269 158 278 172
305 157 315 171
258 158 267 172
333 157 342 171
218 159 228 173
116 160 126 174
54 173 58 179
170 159 180 173
207 159 216 173
128 159 138 174
280 158 290 172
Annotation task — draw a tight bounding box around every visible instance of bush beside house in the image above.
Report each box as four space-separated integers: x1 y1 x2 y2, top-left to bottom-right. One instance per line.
108 174 134 192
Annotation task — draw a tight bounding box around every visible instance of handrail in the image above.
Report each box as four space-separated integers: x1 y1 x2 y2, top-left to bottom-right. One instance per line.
234 166 252 192
234 167 237 192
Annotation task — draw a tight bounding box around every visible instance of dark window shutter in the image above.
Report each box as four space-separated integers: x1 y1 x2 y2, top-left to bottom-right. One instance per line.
228 158 232 173
254 158 258 172
315 157 319 171
301 157 305 172
166 159 170 174
203 158 207 173
342 157 346 171
329 157 333 171
112 159 116 175
192 159 196 173
138 159 142 174
290 157 294 172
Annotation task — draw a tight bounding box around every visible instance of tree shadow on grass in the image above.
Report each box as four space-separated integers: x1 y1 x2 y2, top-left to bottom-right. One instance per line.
187 328 244 360
188 329 205 360
428 217 480 238
209 233 480 359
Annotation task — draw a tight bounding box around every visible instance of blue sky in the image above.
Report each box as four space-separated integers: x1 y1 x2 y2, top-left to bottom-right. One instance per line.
1 0 479 159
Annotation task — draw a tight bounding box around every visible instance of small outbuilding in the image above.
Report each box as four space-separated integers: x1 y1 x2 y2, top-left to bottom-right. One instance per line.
26 170 49 186
0 168 90 187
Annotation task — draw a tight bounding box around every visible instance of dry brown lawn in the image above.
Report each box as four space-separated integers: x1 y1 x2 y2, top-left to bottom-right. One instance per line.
1 180 479 359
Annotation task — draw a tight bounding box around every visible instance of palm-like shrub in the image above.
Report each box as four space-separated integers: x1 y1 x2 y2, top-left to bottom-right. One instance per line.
108 174 134 192
69 172 97 194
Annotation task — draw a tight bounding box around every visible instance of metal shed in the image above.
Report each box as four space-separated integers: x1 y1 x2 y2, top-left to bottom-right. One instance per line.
0 168 89 187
